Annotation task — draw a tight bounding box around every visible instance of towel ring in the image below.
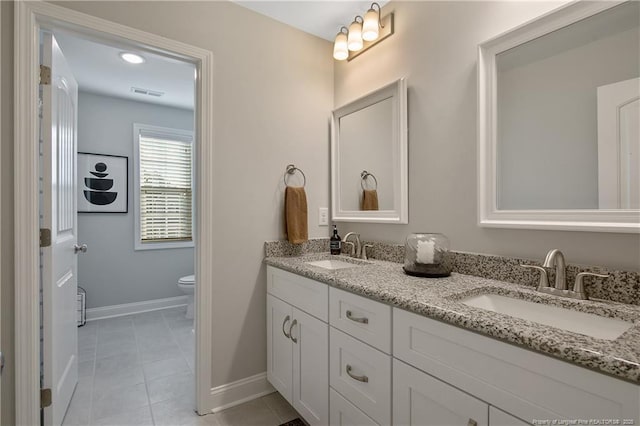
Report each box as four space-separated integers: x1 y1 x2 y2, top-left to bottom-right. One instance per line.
284 164 306 187
361 171 378 191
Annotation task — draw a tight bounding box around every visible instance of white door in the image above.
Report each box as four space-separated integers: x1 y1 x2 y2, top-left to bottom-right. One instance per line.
41 32 79 426
267 295 294 402
597 78 640 209
393 359 488 426
292 308 329 426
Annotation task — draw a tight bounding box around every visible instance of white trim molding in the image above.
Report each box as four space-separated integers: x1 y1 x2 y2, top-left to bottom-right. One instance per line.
209 373 276 414
477 0 639 234
14 1 215 422
85 295 188 322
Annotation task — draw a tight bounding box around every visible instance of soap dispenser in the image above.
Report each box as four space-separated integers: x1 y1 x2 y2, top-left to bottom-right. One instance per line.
330 225 342 255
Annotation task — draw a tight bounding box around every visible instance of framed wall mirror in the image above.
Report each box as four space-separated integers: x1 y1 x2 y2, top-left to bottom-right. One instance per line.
331 78 408 223
478 0 639 233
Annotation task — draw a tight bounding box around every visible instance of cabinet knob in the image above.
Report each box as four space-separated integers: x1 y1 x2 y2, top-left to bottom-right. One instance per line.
467 419 477 426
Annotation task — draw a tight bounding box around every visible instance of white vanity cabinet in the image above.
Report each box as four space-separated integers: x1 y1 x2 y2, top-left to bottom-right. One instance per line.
266 267 329 426
266 265 640 426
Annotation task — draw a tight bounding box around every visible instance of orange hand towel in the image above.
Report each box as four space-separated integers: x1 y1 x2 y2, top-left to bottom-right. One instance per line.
362 189 379 211
285 186 308 244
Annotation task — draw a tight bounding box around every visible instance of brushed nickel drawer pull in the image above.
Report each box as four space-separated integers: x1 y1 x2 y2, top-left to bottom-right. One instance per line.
346 364 369 383
289 319 298 343
282 315 291 339
467 419 477 426
346 310 369 324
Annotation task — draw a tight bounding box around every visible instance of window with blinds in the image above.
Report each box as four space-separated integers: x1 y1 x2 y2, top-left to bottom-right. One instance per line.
135 124 194 247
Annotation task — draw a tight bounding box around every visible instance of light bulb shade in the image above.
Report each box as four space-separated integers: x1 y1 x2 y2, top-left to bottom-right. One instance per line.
348 20 363 51
333 32 349 60
362 8 380 41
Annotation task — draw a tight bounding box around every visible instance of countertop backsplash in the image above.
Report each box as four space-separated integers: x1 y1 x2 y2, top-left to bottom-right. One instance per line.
264 238 640 306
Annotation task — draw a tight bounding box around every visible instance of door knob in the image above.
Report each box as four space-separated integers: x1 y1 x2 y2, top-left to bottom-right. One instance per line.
74 244 88 254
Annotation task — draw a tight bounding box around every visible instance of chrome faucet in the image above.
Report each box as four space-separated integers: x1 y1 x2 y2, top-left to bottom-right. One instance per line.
521 249 609 300
342 232 361 258
543 249 567 290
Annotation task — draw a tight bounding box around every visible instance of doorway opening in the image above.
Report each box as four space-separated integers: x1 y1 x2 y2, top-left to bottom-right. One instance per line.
14 3 215 425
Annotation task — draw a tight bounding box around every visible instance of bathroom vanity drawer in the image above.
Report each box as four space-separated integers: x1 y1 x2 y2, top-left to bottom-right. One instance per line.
393 307 640 422
267 266 328 322
329 287 392 354
330 327 391 425
330 388 380 426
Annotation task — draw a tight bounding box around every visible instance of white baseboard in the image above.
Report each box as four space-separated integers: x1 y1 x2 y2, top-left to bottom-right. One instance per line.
86 295 188 321
209 372 276 413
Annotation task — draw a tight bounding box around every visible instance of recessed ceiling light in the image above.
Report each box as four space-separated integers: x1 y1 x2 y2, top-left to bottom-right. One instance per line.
119 52 145 64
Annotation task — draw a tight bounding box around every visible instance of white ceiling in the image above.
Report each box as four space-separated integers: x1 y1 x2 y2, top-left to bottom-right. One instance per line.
55 32 195 110
54 2 386 109
234 1 389 41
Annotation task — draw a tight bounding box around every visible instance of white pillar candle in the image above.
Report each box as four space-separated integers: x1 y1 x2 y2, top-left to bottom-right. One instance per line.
416 240 435 264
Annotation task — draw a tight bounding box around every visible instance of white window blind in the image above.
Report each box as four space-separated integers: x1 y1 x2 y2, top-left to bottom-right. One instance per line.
139 134 193 243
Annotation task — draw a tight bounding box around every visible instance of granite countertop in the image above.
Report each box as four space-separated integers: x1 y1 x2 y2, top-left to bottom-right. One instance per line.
264 253 640 383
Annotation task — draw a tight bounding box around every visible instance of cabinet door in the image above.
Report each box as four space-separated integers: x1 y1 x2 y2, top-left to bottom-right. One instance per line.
292 307 329 426
393 359 488 426
489 407 531 426
267 294 293 403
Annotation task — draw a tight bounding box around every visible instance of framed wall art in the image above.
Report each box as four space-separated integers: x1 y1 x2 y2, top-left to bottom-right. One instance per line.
78 152 128 213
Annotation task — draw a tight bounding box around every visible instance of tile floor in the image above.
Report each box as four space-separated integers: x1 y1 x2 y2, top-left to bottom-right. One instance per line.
63 306 299 426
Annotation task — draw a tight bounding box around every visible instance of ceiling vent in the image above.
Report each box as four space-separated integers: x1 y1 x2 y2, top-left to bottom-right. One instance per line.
131 87 164 97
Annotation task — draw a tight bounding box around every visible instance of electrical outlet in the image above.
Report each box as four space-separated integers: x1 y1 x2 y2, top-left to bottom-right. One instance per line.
318 207 329 226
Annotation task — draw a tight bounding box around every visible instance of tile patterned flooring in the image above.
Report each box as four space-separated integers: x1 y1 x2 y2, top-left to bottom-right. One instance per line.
63 306 299 426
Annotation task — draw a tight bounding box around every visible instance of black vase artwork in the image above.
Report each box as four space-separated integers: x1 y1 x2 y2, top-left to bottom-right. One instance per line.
83 162 118 205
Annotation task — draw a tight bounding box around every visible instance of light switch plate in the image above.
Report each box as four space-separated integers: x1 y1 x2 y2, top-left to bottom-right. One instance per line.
319 207 329 226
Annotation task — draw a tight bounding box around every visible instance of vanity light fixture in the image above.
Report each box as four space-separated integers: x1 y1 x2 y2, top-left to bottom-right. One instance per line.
119 52 145 64
333 3 394 61
362 3 383 41
348 16 364 51
333 27 349 61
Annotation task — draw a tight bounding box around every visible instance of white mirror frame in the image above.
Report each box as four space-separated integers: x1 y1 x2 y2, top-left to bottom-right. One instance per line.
331 78 408 223
478 0 640 234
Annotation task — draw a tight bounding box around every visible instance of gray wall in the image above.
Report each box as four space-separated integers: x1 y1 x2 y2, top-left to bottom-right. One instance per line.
334 1 640 272
77 91 195 309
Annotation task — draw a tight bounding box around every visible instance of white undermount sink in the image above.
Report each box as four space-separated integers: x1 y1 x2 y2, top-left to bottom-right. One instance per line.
305 259 363 270
462 293 633 340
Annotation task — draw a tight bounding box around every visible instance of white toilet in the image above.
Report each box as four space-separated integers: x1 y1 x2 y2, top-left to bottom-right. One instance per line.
177 274 195 320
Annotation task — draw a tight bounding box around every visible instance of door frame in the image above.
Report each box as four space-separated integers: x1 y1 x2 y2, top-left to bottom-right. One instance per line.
14 2 215 424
